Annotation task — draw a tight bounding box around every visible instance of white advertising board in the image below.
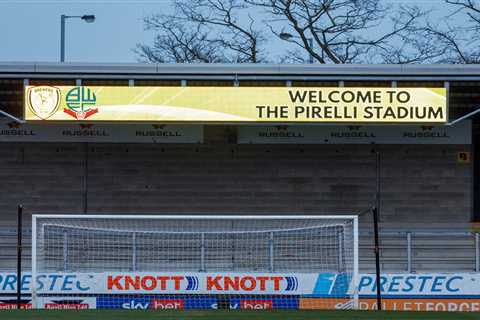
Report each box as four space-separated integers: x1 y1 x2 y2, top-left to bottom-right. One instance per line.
0 120 203 143
357 273 480 296
2 272 480 297
0 272 347 296
238 121 471 144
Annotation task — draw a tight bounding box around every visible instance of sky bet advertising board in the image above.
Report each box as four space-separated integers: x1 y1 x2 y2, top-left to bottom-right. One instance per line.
1 272 480 311
25 86 446 123
95 295 299 310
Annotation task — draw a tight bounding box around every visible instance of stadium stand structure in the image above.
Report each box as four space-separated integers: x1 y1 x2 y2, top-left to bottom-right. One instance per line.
0 63 479 276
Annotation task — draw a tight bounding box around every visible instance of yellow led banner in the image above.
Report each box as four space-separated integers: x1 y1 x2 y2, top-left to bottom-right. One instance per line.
24 86 447 123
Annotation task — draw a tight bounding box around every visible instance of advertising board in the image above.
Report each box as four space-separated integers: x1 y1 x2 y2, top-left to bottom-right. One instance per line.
2 272 479 311
25 86 447 123
0 120 202 143
238 121 471 144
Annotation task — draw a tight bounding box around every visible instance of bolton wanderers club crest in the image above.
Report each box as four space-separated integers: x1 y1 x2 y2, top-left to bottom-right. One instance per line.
64 86 98 120
27 86 61 120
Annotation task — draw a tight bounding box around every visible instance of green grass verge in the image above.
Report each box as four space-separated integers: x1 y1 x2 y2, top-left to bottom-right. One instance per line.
1 310 480 320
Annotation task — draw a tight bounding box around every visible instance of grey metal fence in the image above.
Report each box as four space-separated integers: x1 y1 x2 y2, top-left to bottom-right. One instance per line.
0 227 479 272
360 230 480 273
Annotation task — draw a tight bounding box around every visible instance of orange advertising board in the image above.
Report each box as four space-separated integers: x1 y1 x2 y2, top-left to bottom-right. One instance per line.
300 298 480 312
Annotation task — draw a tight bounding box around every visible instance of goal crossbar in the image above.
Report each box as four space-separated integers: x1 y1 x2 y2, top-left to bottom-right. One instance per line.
32 214 359 220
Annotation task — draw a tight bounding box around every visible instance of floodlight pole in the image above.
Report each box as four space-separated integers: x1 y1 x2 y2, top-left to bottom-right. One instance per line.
60 14 96 62
307 38 314 64
60 15 66 62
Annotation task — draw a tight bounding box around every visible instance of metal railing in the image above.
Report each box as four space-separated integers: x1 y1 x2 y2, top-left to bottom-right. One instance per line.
0 228 479 272
360 230 480 272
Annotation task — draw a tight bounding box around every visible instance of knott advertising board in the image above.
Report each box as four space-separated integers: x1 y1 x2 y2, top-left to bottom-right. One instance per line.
238 121 471 144
24 86 447 123
0 120 202 143
102 272 350 295
0 272 350 296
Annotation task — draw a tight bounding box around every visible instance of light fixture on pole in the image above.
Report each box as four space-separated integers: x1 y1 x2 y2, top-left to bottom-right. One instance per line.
60 14 96 62
279 32 314 64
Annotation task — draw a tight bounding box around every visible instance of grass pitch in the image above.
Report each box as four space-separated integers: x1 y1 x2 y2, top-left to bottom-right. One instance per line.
1 310 480 320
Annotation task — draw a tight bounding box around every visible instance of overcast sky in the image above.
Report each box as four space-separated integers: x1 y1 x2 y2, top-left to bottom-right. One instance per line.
0 0 453 63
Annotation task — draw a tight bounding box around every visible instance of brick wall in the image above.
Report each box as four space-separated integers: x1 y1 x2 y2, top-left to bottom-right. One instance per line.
0 138 472 226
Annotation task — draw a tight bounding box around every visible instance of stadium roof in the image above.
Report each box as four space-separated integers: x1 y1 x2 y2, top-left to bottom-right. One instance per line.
0 62 480 81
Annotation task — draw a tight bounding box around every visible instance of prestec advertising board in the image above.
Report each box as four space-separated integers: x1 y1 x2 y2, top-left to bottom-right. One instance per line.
24 86 447 123
2 272 479 296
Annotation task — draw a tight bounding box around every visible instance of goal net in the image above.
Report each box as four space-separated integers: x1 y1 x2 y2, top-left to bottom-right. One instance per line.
31 215 358 310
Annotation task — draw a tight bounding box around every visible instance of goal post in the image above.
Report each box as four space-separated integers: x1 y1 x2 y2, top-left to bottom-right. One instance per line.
31 214 359 310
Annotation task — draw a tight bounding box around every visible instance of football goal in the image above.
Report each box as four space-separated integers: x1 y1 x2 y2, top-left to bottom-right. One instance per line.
31 215 358 310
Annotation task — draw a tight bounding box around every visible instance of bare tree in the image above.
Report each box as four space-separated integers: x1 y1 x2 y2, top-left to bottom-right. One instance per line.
415 0 480 64
137 0 436 64
447 0 480 25
246 0 428 64
137 0 266 63
136 18 226 63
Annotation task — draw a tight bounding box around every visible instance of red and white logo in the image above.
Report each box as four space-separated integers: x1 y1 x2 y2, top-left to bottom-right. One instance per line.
0 302 32 310
151 299 184 310
44 302 89 310
240 300 273 310
41 298 96 309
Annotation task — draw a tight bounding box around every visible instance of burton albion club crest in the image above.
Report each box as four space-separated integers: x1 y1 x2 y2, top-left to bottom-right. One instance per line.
64 86 98 120
28 86 61 120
